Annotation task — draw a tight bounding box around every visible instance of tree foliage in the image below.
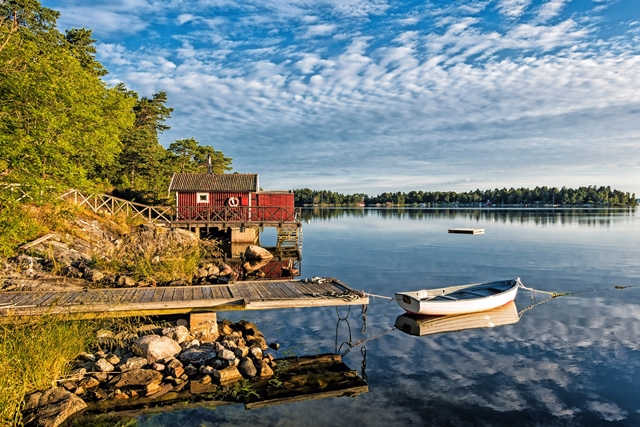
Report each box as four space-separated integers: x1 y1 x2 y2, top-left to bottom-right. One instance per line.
0 0 233 205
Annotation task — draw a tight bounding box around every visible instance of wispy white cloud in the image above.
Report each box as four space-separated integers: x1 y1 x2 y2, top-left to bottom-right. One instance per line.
497 0 532 18
537 0 570 22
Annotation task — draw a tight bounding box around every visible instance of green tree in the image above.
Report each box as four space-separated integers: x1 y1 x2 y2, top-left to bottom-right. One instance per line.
0 0 134 196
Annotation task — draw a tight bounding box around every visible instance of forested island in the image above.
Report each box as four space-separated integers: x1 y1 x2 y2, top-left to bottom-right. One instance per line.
294 186 638 207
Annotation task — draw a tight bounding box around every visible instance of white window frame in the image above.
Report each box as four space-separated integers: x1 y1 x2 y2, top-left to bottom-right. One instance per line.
196 192 209 204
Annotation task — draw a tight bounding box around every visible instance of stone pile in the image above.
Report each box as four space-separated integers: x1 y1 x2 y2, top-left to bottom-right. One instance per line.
23 318 277 426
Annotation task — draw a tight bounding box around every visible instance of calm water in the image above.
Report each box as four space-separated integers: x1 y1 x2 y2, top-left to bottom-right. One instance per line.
141 208 640 426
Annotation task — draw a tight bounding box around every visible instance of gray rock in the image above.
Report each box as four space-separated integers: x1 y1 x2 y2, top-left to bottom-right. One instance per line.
116 275 136 287
76 352 95 363
234 346 249 359
238 358 258 378
249 347 263 360
179 345 217 365
259 361 274 377
93 358 114 373
109 368 163 389
200 365 217 375
183 339 200 349
118 356 148 372
83 268 104 282
132 335 182 364
77 377 100 389
162 325 189 344
184 364 198 377
22 387 87 427
247 337 268 351
106 354 120 365
218 349 235 361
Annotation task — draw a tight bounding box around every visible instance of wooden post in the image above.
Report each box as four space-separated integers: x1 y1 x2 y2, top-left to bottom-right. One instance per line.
189 312 219 343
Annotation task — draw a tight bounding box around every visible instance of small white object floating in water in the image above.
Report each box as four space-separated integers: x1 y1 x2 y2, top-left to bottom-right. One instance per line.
448 228 485 234
395 278 521 316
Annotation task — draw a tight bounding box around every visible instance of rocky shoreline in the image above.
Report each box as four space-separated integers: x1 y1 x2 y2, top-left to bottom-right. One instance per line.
22 317 278 427
0 215 278 293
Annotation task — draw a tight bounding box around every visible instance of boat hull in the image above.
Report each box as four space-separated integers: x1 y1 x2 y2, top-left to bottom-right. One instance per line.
395 279 520 315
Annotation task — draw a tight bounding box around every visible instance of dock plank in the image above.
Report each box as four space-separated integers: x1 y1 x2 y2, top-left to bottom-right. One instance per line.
0 278 368 319
201 287 213 300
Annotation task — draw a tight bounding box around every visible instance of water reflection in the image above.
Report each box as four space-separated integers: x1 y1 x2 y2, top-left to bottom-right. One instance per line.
302 206 636 227
395 301 520 336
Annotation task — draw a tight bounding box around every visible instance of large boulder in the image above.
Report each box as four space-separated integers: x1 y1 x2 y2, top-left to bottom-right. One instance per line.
244 246 273 260
178 345 218 365
22 387 87 427
132 335 181 364
238 358 258 378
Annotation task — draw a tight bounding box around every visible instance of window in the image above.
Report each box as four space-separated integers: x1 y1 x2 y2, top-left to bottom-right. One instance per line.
196 192 209 204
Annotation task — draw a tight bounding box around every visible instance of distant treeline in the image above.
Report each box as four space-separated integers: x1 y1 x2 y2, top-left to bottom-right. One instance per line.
294 186 638 207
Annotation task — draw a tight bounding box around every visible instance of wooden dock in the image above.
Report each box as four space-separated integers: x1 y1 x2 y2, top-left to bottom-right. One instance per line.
0 279 367 319
448 228 485 235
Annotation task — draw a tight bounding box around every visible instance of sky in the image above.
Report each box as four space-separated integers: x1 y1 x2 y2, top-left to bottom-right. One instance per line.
42 0 640 196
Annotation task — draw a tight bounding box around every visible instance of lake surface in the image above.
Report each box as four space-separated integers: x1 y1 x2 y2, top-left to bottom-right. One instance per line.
141 208 640 426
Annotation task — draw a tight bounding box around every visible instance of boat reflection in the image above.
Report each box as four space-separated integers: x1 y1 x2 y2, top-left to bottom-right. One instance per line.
395 301 519 337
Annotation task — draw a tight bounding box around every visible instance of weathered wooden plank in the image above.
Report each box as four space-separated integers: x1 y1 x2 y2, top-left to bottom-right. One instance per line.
161 288 175 302
58 291 88 306
28 292 58 307
191 287 204 301
272 282 301 299
173 288 185 302
0 293 17 304
201 286 214 300
151 288 167 303
129 288 147 304
140 289 156 304
2 293 40 307
246 282 267 299
118 289 138 304
265 282 290 299
238 283 257 300
182 287 194 302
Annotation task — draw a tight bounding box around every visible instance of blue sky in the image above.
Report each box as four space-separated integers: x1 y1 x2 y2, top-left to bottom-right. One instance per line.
43 0 640 196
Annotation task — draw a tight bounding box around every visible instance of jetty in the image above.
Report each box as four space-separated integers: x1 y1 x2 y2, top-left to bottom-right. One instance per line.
0 278 367 319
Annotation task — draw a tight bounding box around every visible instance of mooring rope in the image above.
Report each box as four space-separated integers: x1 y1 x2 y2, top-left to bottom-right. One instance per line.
363 292 395 301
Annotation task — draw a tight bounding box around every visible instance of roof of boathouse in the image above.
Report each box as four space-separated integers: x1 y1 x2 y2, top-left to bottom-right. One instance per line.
168 173 258 192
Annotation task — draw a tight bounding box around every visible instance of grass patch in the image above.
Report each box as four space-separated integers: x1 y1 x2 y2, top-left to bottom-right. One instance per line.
0 316 97 427
0 315 154 427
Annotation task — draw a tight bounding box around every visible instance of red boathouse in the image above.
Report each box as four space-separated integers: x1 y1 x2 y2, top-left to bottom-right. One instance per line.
168 173 297 225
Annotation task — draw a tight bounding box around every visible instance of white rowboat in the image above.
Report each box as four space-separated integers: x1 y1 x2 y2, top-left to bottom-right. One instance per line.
395 278 521 315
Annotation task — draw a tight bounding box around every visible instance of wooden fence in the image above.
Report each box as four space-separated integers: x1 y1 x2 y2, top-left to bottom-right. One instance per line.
61 189 302 227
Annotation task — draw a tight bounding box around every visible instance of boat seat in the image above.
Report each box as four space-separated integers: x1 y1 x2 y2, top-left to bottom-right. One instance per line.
438 295 458 300
460 290 489 297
